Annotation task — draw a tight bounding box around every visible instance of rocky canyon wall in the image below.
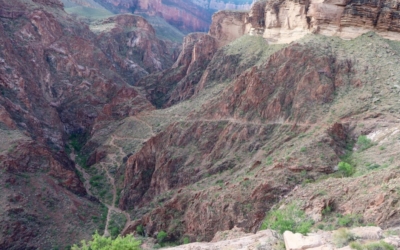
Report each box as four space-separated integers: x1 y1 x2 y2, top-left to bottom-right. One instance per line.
191 0 253 10
215 0 400 44
0 0 176 248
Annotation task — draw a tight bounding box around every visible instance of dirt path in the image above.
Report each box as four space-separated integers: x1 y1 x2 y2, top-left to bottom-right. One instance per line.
70 148 131 237
134 116 156 137
72 114 314 237
101 156 132 237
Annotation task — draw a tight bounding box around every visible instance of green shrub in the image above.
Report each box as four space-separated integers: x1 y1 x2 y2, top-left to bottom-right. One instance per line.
136 224 144 236
183 236 190 244
260 203 313 235
333 228 356 247
338 162 355 177
71 232 141 250
157 230 167 243
338 214 363 227
322 205 332 216
350 241 395 250
357 135 373 151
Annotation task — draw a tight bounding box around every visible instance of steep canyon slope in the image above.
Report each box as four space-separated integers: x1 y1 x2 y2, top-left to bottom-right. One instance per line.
3 0 400 249
0 0 176 248
114 2 400 245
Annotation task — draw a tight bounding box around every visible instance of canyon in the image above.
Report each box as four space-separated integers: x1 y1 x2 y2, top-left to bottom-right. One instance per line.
62 0 254 33
1 0 400 249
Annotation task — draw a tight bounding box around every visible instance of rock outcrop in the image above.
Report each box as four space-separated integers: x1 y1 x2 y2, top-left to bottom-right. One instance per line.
136 32 219 108
209 10 249 46
161 226 400 250
164 227 282 250
91 14 179 84
192 0 253 10
212 0 400 43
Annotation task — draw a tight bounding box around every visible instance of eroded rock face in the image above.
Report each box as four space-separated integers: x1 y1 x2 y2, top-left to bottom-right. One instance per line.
0 0 160 248
209 10 248 46
136 32 219 108
91 14 179 84
91 0 254 33
163 227 281 250
94 0 212 32
212 0 400 43
192 0 253 10
119 41 356 241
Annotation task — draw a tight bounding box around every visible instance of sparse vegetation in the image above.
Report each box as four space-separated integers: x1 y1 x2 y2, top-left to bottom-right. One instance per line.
350 240 395 250
338 214 363 227
71 232 141 250
357 135 374 151
260 203 313 234
109 212 127 239
333 228 356 247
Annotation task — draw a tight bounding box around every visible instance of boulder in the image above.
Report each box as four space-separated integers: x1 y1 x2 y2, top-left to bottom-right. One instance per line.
349 226 383 240
284 231 324 250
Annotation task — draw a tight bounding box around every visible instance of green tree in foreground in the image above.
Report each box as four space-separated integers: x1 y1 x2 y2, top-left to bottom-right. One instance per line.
72 232 141 250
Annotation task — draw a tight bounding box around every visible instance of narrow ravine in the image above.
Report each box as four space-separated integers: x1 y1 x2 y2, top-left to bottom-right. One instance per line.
70 152 94 197
69 116 159 237
70 149 131 237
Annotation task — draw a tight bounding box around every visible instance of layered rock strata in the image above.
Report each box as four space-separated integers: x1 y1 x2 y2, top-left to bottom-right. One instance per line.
216 0 400 43
0 0 170 248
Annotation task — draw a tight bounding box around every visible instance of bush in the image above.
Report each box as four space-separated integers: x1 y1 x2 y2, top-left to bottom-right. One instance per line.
157 230 167 243
338 214 363 227
350 241 395 250
357 135 373 151
338 162 355 177
183 236 190 244
136 225 144 236
71 232 141 250
333 228 356 247
260 203 313 235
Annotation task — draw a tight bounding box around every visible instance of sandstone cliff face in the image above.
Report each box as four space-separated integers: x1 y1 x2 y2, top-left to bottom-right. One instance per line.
191 0 253 10
209 10 248 46
210 0 400 43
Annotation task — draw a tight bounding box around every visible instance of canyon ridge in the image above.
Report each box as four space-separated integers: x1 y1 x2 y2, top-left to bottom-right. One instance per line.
1 0 400 249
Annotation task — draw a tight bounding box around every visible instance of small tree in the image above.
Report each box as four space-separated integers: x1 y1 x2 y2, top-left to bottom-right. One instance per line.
338 161 354 177
157 230 167 244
